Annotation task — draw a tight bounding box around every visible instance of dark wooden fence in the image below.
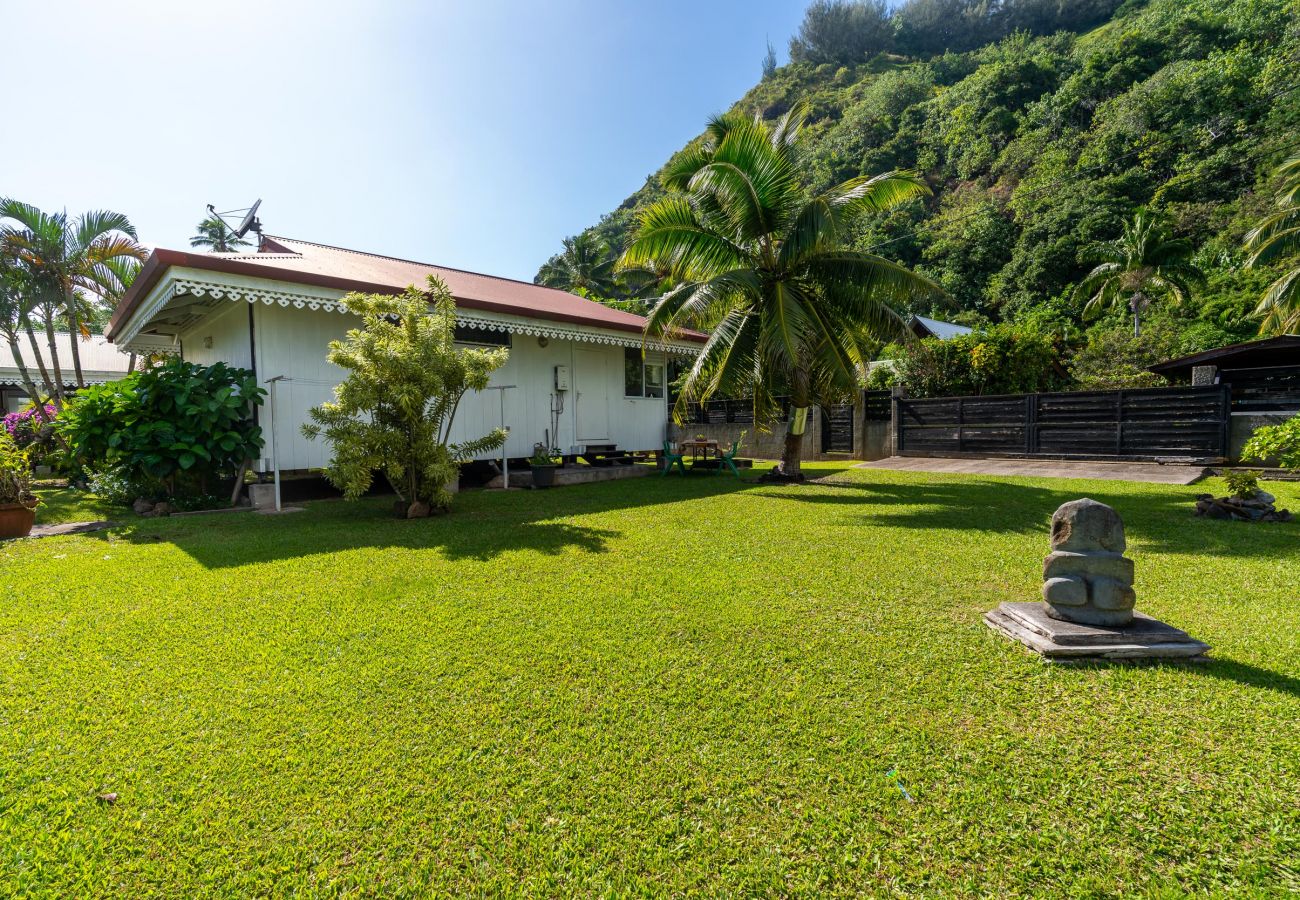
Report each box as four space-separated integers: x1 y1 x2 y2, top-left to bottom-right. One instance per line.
897 384 1230 461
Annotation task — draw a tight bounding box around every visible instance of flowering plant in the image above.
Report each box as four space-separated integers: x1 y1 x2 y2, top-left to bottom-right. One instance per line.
2 404 57 450
0 429 36 506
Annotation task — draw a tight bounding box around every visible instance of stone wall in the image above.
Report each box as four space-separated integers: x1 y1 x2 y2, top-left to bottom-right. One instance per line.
667 412 831 461
1230 411 1298 464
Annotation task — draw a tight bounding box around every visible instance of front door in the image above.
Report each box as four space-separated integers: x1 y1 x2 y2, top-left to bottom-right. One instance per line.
575 347 610 441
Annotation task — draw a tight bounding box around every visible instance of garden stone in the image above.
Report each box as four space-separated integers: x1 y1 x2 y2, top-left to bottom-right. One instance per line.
132 498 155 515
1042 499 1135 627
406 501 431 519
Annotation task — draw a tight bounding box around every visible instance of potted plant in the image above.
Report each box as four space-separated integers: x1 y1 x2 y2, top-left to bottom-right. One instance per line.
529 445 559 489
0 430 38 539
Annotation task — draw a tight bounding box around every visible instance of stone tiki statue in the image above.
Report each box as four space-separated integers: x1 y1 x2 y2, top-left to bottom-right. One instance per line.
1042 498 1136 627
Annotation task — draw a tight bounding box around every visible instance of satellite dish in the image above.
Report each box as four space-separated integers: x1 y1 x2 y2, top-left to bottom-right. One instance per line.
234 199 262 238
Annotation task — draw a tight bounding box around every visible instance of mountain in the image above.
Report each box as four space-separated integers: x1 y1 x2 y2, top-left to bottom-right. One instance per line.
539 0 1300 349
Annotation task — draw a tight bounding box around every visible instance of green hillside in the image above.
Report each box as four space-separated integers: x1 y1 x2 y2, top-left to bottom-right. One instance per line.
541 0 1300 368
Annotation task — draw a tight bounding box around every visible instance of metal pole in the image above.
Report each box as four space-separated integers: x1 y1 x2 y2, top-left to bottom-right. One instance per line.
266 375 285 512
484 385 516 488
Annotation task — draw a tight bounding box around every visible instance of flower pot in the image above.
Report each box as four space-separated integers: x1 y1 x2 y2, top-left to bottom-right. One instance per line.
531 464 557 489
0 501 37 540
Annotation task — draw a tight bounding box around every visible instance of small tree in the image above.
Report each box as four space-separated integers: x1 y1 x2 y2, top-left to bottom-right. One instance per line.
1241 415 1300 470
303 276 508 516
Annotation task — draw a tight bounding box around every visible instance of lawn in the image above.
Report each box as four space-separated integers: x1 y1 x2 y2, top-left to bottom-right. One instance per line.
2 464 1298 897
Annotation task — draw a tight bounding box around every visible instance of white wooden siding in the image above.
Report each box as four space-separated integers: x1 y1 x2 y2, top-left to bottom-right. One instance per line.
186 303 670 472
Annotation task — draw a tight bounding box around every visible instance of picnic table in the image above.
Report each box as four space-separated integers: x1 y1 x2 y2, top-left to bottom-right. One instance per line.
678 439 720 462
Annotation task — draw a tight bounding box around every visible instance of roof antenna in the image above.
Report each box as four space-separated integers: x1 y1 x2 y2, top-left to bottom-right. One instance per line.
203 199 263 251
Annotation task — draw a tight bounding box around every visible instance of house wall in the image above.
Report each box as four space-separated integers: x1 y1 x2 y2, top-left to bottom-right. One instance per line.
182 300 671 473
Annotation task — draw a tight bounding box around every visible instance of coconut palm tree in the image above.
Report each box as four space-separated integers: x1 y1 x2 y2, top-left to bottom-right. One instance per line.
0 253 53 427
0 201 146 391
536 233 620 298
620 107 941 479
1244 154 1300 335
1074 210 1203 337
190 215 251 253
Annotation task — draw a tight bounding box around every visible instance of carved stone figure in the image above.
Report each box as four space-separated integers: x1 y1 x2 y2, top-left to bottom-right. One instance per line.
1041 498 1136 627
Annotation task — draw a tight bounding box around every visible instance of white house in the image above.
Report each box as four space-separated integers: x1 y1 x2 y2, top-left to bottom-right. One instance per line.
105 236 704 475
1 333 136 413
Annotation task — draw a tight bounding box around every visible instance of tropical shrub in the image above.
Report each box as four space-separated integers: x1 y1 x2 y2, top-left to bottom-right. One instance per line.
59 358 265 499
3 403 60 468
1241 415 1300 470
890 323 1065 398
1223 469 1261 499
0 430 35 506
303 276 508 515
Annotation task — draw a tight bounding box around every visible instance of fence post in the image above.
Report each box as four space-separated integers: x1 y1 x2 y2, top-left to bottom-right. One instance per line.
957 396 965 453
1025 393 1036 454
891 387 905 456
1115 390 1124 456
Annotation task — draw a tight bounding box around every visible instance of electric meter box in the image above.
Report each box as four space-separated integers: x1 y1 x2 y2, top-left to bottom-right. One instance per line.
554 365 571 391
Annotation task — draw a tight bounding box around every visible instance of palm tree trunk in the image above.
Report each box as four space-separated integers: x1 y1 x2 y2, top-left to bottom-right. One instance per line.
25 323 58 410
3 334 52 427
65 288 86 388
42 315 66 408
779 427 806 478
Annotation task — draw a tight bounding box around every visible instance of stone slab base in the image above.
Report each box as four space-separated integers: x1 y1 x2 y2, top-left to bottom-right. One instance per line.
486 464 653 490
26 520 114 539
985 601 1210 661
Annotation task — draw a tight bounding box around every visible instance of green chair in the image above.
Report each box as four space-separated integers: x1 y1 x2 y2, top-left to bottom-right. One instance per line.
715 439 743 478
660 440 687 476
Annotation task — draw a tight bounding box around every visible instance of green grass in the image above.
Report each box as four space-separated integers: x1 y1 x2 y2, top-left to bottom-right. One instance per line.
2 464 1299 897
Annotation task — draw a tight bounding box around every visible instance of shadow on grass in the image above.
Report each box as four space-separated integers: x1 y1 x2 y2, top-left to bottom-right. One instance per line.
760 476 1297 559
1070 656 1300 701
95 465 793 569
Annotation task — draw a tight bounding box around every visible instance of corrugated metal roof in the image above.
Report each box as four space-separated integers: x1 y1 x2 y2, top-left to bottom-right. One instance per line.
1 333 133 384
108 236 704 343
910 315 973 340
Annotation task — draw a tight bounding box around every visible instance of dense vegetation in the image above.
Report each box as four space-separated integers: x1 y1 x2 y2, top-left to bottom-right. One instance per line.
543 0 1300 380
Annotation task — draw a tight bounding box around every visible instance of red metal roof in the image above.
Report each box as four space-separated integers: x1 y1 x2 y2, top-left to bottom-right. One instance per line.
107 236 704 343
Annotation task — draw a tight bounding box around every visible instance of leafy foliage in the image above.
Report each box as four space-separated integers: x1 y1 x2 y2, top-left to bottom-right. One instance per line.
1241 414 1300 469
1244 155 1300 333
883 323 1065 397
59 358 265 498
303 277 508 513
549 0 1300 353
0 428 35 506
1223 468 1261 498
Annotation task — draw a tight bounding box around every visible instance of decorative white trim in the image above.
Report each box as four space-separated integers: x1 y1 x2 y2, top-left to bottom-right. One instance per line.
122 273 701 356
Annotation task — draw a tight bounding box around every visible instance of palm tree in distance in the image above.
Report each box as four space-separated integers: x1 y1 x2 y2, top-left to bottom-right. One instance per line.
1074 210 1203 337
191 215 251 253
0 201 146 393
536 233 620 298
1244 154 1300 334
620 106 941 480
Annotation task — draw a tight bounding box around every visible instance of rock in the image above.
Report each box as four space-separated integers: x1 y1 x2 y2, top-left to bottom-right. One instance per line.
151 502 172 518
1042 499 1136 627
406 501 431 519
132 498 155 515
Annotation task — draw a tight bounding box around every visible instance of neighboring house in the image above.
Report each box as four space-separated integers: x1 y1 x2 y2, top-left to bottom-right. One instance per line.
1 333 135 413
105 236 705 475
1149 335 1300 460
907 315 973 341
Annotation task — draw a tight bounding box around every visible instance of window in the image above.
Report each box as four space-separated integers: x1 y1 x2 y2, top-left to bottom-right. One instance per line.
625 348 666 399
644 362 665 399
624 348 644 397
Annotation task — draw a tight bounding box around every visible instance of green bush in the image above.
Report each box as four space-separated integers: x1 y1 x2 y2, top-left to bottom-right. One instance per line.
60 358 265 500
890 323 1066 398
1241 415 1300 470
1223 469 1260 499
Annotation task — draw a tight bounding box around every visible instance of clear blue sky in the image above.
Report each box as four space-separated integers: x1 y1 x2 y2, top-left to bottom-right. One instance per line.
5 0 807 282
